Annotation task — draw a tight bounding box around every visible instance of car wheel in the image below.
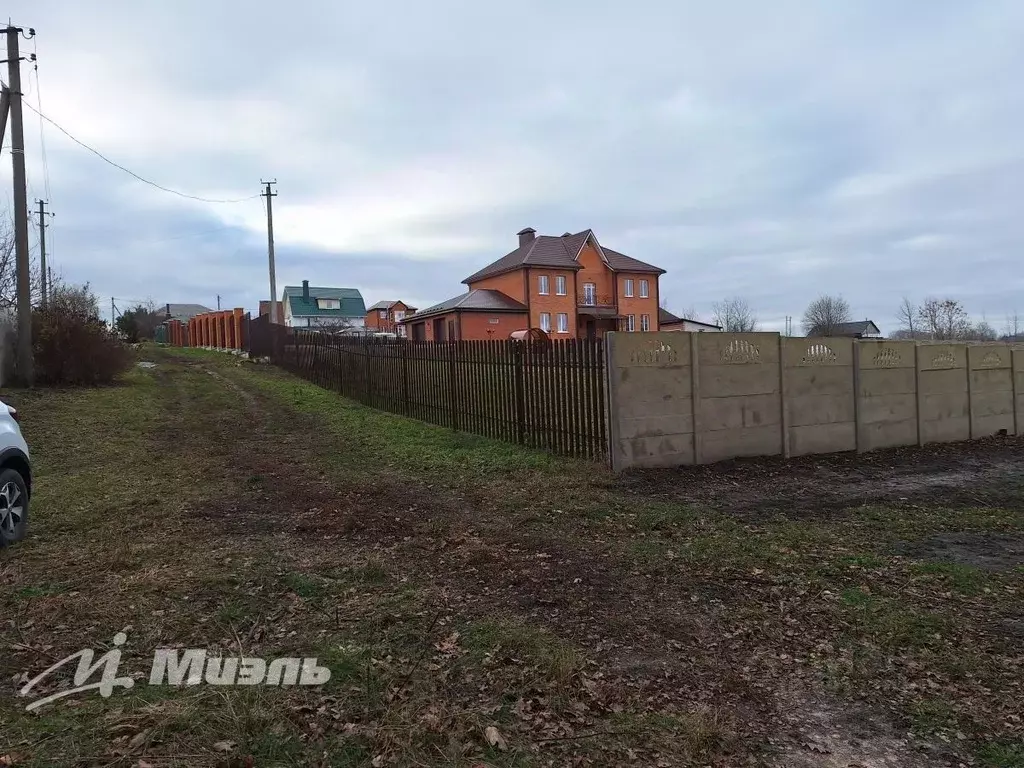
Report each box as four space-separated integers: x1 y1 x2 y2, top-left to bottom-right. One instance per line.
0 467 29 546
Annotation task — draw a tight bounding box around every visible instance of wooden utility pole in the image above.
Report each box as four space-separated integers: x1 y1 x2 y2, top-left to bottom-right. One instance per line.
261 180 277 324
36 199 51 307
4 25 34 384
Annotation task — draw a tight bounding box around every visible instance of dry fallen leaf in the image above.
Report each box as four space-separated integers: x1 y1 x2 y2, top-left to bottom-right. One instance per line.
0 756 16 767
434 632 461 655
213 740 237 752
137 761 155 768
484 725 507 751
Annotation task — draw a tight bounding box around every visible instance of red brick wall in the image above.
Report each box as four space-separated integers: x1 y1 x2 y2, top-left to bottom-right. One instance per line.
526 267 577 337
458 311 529 340
616 273 660 332
467 271 528 304
576 244 615 302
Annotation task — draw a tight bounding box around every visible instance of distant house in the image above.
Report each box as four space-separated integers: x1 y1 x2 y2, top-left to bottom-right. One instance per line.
281 281 366 329
162 303 212 322
365 300 417 337
658 308 722 332
813 320 881 338
402 227 666 341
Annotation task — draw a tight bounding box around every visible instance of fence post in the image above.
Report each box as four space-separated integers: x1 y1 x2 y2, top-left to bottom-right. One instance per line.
513 341 526 445
365 341 372 404
688 332 702 464
915 344 923 446
401 341 410 415
852 340 863 453
778 334 789 458
449 341 460 431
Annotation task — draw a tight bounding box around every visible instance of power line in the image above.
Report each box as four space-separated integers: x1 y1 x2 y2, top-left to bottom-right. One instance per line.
16 98 260 204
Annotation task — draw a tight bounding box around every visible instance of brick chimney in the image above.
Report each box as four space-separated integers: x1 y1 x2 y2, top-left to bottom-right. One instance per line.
302 280 310 300
165 303 171 319
517 227 536 247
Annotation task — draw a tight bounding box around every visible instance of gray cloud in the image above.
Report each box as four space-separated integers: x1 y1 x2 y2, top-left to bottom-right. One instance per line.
4 1 1024 333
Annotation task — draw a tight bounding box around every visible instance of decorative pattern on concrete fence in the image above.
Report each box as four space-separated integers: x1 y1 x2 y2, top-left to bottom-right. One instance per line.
606 332 1023 471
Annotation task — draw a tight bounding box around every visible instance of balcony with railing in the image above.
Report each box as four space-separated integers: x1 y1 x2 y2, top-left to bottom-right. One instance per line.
576 292 615 308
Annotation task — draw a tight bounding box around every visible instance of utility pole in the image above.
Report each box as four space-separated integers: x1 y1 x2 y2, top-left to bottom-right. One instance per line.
217 294 221 310
111 297 117 328
261 180 277 324
3 24 35 384
35 199 52 307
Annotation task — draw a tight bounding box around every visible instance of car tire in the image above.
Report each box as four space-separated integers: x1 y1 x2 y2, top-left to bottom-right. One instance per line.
0 467 29 546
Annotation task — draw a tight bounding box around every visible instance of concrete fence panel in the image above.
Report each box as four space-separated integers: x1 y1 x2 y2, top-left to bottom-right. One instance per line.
783 337 855 456
605 334 1021 471
697 333 782 463
916 343 970 444
855 340 918 452
607 332 694 470
1014 349 1023 437
968 345 1015 437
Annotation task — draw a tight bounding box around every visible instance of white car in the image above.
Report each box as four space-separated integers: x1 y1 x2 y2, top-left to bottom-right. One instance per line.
0 399 30 546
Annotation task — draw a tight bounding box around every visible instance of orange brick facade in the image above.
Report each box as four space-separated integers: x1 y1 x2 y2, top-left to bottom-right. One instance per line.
365 300 414 334
405 230 664 341
406 311 529 341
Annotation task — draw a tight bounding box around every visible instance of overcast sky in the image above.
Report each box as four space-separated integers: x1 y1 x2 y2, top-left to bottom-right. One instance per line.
4 1 1024 333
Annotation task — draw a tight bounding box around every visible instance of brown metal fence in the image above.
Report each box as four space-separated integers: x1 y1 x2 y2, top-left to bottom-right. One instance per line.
248 315 606 459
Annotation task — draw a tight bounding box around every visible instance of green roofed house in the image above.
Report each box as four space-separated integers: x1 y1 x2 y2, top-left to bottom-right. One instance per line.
282 280 366 329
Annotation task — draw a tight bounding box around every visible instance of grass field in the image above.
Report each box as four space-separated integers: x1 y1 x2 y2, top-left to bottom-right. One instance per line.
1 345 1022 767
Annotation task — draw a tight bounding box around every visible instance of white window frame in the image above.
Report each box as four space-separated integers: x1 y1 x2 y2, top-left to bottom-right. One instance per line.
640 279 649 298
624 279 634 298
555 276 567 296
540 312 552 332
393 310 405 321
640 313 650 332
556 313 569 333
583 283 596 306
538 275 549 295
318 298 341 310
627 314 635 332
379 309 387 319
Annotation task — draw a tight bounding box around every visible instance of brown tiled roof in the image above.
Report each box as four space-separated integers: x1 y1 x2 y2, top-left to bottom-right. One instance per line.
601 246 666 275
463 229 664 283
463 236 581 284
399 289 527 322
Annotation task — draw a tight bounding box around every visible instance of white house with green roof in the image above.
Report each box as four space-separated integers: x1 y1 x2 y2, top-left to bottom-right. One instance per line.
282 281 367 329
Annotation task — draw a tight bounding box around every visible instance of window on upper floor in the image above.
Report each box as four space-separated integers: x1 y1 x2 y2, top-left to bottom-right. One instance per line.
318 298 341 310
626 314 635 332
640 279 649 298
379 309 387 319
640 313 650 332
624 279 634 298
538 275 549 295
582 283 596 305
540 312 552 331
557 313 569 333
555 275 567 295
394 310 405 321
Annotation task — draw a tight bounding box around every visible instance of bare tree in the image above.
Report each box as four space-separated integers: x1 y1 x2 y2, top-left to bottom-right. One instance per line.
712 297 758 332
964 320 997 341
1005 311 1022 340
801 294 852 336
896 296 918 338
917 297 970 340
0 217 48 314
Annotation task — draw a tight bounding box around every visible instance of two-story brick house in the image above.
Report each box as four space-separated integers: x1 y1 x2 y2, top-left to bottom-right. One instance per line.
402 228 665 341
365 300 417 336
